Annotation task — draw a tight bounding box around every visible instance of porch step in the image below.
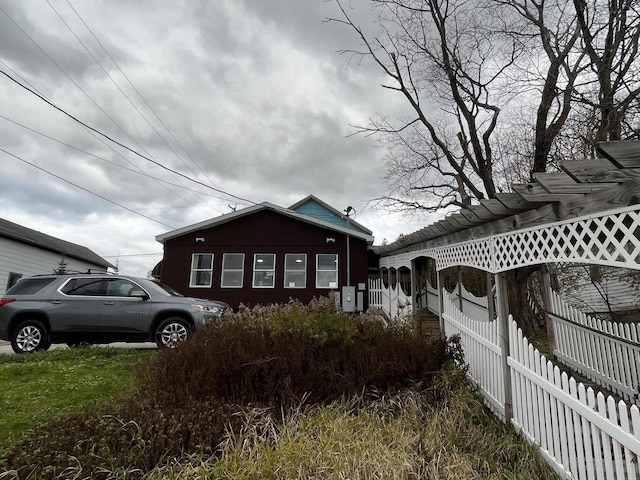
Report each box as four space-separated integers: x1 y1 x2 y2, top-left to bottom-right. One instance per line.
414 309 441 338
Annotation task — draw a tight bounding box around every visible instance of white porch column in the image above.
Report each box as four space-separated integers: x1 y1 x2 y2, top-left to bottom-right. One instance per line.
494 272 513 422
437 269 445 339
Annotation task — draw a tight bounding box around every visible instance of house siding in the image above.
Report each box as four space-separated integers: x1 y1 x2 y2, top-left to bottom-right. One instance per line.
159 209 369 309
0 237 108 295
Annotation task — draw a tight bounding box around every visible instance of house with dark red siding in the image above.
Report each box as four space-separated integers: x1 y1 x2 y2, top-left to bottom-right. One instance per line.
155 196 374 310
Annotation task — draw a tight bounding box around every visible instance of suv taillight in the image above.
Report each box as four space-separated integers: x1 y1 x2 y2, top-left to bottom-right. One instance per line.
0 299 15 307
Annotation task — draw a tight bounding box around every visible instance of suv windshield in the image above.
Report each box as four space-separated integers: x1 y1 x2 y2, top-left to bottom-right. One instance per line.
136 278 183 297
6 277 57 295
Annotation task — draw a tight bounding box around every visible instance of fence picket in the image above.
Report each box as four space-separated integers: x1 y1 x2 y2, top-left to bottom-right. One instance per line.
588 388 606 480
631 407 640 478
570 378 588 480
579 383 597 480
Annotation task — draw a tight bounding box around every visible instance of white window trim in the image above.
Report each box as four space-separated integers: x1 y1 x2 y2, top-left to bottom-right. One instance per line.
284 253 307 289
252 253 276 288
316 253 338 289
190 253 214 288
221 253 245 288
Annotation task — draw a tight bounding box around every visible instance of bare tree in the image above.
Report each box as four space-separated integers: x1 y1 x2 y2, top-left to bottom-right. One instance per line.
573 0 640 146
332 0 519 212
499 0 583 174
332 0 586 212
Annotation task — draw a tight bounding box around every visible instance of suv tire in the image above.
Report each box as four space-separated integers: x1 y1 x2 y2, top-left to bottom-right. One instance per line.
155 317 189 348
11 320 51 354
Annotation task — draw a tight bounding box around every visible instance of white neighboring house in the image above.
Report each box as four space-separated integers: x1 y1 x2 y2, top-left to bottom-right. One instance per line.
0 217 114 296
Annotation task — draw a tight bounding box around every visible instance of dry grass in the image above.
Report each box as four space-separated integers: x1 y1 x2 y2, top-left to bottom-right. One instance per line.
138 373 558 480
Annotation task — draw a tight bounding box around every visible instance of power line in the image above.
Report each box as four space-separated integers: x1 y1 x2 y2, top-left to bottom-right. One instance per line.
0 4 211 207
63 0 221 191
0 68 257 206
0 114 241 204
0 147 176 229
47 0 208 187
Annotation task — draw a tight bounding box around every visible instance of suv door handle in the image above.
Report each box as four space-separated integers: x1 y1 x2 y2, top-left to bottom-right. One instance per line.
51 300 62 304
103 301 114 305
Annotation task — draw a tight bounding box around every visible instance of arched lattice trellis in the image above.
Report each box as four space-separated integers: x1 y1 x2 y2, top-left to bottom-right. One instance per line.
380 205 640 274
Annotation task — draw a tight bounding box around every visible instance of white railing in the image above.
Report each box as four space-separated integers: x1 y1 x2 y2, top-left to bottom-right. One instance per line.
443 292 640 479
442 291 505 418
449 283 490 322
426 283 439 314
548 288 640 403
368 277 411 319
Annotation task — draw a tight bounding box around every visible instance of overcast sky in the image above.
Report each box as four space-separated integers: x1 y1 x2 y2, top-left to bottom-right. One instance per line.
0 0 438 277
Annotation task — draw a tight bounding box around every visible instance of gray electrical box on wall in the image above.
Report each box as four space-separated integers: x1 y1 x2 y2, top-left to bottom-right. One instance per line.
341 286 356 312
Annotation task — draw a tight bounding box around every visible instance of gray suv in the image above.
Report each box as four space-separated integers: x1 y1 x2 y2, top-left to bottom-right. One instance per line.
0 274 230 353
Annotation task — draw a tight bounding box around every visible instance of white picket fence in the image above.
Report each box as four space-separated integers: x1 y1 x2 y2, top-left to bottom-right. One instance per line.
368 277 411 319
548 288 640 404
442 291 505 418
444 292 640 480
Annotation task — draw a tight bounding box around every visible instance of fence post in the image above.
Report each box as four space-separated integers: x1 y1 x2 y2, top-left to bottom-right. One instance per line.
410 258 417 315
457 266 464 313
495 272 513 422
487 271 495 321
542 270 556 356
438 268 446 340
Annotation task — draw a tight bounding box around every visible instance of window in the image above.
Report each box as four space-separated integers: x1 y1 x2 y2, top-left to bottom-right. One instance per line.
7 276 54 295
316 254 338 288
221 253 244 288
105 278 142 297
190 253 213 287
284 254 306 288
253 253 275 288
61 278 108 296
6 272 23 292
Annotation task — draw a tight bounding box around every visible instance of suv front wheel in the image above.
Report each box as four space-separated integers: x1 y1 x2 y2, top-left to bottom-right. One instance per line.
11 320 51 354
155 317 189 348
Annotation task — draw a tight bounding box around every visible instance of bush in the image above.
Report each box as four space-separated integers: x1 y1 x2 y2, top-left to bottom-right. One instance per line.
138 298 445 408
3 297 445 478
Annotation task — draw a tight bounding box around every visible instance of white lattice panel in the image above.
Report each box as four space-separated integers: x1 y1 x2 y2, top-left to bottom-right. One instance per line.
434 239 493 272
379 205 640 273
493 207 640 272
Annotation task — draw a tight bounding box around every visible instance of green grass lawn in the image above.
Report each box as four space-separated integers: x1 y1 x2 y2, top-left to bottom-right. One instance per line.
0 347 155 456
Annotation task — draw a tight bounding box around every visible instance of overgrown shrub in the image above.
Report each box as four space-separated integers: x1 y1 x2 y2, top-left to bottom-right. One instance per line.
138 297 445 408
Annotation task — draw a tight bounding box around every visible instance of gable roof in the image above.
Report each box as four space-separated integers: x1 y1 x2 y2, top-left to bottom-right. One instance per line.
155 200 375 244
0 217 114 269
288 195 373 235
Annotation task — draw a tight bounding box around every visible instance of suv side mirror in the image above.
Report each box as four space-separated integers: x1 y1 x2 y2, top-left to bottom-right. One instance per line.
130 290 149 300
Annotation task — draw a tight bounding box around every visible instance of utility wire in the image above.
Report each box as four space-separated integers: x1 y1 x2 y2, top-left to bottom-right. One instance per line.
0 114 238 203
47 0 206 185
0 68 257 206
64 0 221 190
0 147 176 229
0 5 210 207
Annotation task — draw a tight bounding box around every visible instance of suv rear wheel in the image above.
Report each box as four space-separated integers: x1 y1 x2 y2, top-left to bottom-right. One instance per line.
155 317 189 348
11 320 51 354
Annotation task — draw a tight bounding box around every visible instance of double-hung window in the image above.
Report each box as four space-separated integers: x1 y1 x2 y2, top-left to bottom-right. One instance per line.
284 253 306 288
190 253 213 287
253 253 276 288
221 253 244 288
316 253 338 288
